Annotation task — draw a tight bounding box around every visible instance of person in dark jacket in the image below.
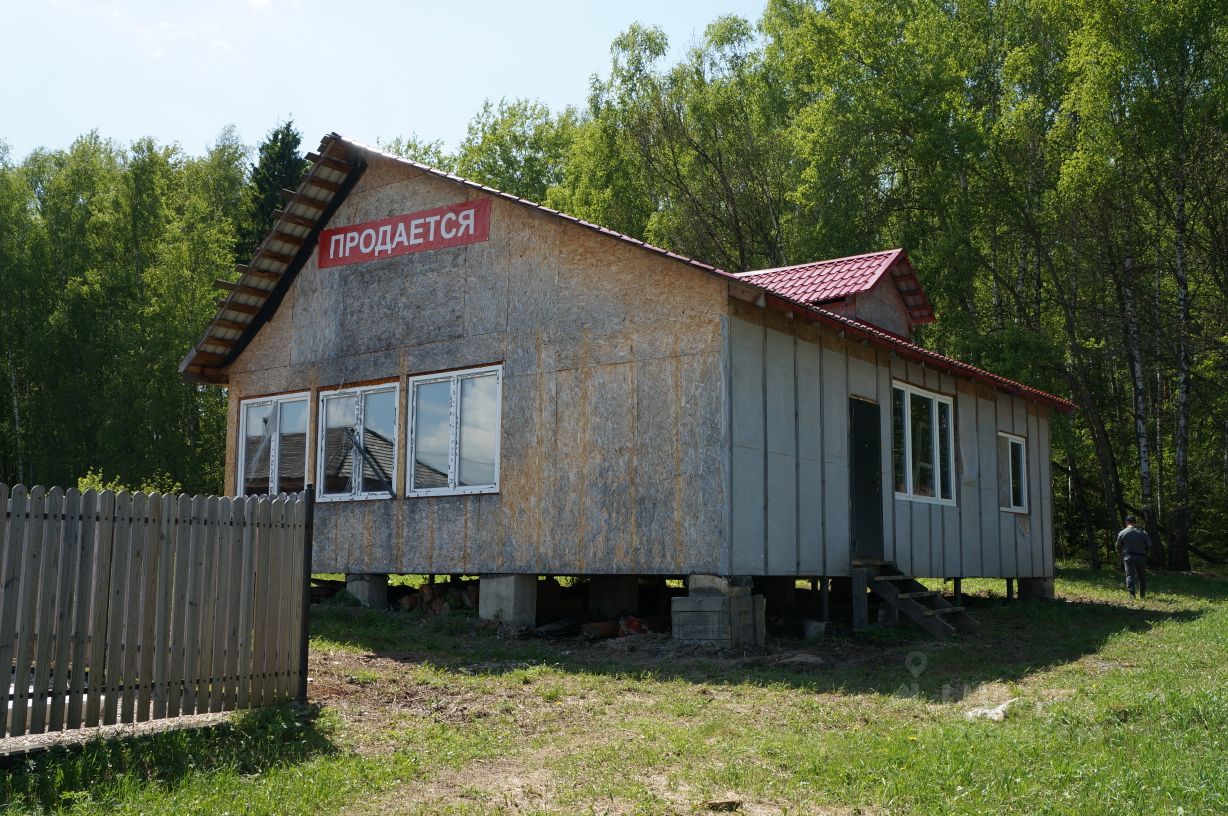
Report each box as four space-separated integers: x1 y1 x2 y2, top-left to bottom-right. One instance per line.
1115 515 1150 599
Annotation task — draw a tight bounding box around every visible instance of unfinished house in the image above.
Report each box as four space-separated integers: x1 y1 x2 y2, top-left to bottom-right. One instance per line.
181 134 1074 643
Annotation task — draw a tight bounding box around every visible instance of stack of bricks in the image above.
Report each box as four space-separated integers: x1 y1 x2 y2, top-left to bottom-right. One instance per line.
671 575 766 647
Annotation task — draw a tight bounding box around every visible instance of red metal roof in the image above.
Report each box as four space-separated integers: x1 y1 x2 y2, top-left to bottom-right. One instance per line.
736 248 936 325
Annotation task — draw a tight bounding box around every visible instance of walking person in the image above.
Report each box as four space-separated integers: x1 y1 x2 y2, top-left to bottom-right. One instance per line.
1116 515 1150 599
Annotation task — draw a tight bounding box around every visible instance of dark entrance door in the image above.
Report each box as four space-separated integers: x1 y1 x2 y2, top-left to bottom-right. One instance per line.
849 397 884 560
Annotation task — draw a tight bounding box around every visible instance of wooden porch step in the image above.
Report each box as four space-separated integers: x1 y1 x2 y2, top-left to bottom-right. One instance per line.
873 574 912 581
897 590 940 600
922 606 965 616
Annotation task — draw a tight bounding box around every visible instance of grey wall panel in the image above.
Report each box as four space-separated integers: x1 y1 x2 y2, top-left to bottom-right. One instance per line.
977 393 1000 576
731 444 766 573
821 345 850 575
848 352 877 400
894 499 913 574
767 452 798 574
1027 409 1044 577
911 502 931 576
942 506 959 578
1039 414 1054 577
765 330 798 574
957 384 980 576
730 318 765 449
797 341 824 574
730 317 766 574
877 358 895 563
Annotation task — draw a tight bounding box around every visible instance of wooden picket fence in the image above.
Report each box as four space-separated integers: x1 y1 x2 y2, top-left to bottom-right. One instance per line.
0 484 313 743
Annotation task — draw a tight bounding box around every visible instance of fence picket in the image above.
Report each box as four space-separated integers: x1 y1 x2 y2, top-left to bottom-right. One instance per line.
256 497 278 707
151 494 175 719
101 491 132 726
0 485 27 737
181 496 206 714
11 487 49 737
223 498 246 711
66 490 98 730
47 488 83 731
281 495 300 702
28 487 65 734
84 490 116 727
236 497 257 709
135 494 163 722
119 493 150 724
270 494 291 702
207 498 232 713
167 495 193 716
280 496 300 701
195 494 219 712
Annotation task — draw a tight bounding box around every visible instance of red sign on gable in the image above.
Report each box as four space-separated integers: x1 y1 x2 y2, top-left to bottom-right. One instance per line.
318 198 491 269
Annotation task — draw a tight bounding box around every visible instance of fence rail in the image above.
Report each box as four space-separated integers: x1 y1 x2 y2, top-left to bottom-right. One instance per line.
0 484 311 742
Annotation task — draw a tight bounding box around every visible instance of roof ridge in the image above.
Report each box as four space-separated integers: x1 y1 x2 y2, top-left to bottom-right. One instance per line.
736 247 904 277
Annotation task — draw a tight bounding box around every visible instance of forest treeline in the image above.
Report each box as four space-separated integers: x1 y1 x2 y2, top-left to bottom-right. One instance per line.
1 0 1225 566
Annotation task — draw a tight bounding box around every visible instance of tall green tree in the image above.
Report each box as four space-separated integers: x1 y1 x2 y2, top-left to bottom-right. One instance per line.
235 120 307 263
454 99 577 203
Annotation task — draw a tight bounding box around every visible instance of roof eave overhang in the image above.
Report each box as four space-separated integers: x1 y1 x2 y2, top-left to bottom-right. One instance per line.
759 292 1076 414
179 134 368 385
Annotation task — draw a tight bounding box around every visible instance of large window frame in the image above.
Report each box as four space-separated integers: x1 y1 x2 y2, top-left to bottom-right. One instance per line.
999 432 1028 513
406 364 503 498
892 381 956 506
237 392 310 497
316 382 400 503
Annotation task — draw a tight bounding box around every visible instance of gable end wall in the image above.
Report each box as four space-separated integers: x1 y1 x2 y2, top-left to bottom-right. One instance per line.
225 157 730 575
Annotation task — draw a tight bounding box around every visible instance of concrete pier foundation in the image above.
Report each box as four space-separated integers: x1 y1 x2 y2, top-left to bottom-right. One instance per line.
478 574 537 628
1017 577 1055 601
346 573 389 609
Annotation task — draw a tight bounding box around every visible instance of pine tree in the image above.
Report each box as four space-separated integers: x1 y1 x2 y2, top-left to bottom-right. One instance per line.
235 120 308 263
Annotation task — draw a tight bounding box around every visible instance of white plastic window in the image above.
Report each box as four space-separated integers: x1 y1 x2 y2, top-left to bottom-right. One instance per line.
892 382 956 505
316 383 399 501
238 393 310 496
999 432 1028 512
407 365 502 497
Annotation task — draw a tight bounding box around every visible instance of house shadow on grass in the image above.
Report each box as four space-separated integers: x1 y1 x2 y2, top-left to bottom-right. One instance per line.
0 704 335 811
311 570 1220 705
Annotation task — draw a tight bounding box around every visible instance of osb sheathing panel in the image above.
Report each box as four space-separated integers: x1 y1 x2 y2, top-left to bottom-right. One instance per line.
225 155 728 575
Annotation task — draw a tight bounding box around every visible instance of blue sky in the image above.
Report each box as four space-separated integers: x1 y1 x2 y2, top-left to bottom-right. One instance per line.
3 0 768 161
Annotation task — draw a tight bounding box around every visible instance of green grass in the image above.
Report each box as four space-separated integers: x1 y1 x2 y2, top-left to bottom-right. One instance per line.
5 565 1227 814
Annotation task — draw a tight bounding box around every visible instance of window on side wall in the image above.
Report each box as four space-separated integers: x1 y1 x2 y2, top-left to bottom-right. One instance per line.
998 432 1027 512
891 382 955 505
407 365 502 497
317 382 399 501
238 392 310 496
